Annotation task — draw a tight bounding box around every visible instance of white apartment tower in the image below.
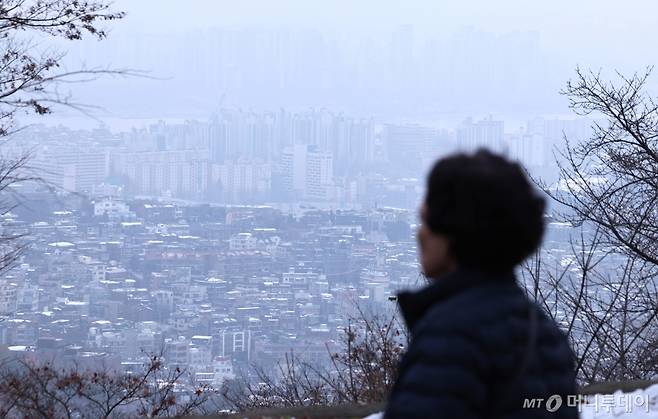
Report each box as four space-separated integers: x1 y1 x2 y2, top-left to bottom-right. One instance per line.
281 144 333 201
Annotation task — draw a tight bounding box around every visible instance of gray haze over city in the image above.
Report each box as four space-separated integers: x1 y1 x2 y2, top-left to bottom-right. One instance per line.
1 0 655 394
30 0 658 124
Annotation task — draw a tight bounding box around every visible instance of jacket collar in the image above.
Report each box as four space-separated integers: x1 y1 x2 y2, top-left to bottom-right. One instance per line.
397 268 517 330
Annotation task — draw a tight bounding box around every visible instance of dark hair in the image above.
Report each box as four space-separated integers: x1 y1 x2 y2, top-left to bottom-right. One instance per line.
424 149 545 273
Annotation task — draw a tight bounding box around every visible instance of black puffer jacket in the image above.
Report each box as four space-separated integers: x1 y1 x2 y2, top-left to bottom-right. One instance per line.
384 269 578 418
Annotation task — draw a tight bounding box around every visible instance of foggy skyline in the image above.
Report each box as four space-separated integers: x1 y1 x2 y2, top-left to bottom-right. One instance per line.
24 0 658 130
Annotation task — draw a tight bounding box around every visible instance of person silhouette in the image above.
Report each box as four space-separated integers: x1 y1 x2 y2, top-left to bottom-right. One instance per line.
385 149 578 419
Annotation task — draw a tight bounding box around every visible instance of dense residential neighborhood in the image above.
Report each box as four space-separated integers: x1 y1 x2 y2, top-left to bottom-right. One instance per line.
0 116 587 389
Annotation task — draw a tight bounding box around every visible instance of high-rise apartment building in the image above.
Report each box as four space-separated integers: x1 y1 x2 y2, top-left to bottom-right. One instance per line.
115 150 209 198
34 147 109 193
456 117 505 152
383 123 445 172
210 159 272 202
280 145 334 201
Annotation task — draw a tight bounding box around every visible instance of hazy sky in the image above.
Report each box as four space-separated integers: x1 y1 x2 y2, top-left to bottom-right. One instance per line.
31 0 658 127
103 0 658 64
113 0 657 41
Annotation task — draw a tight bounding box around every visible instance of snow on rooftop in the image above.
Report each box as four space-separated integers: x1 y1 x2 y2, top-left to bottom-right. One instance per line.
53 211 72 215
48 241 74 247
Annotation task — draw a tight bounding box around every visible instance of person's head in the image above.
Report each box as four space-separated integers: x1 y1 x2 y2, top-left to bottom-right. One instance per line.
417 149 546 278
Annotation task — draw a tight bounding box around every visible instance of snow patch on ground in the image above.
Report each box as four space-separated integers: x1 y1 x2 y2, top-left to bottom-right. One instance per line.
580 384 658 419
364 384 658 418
